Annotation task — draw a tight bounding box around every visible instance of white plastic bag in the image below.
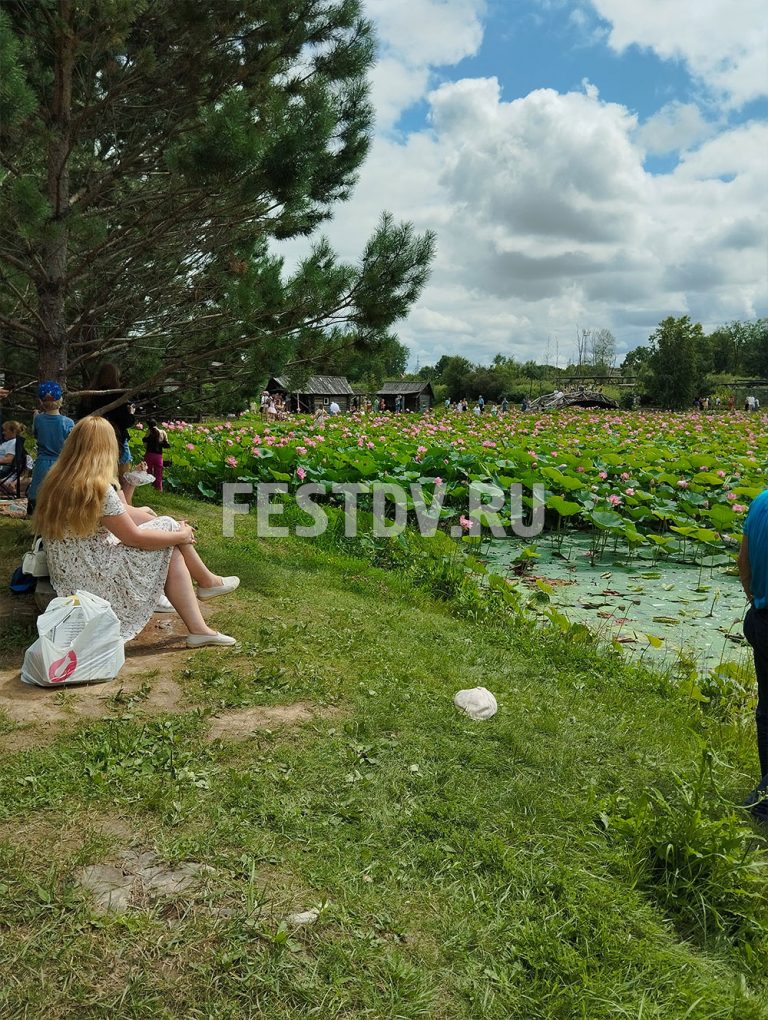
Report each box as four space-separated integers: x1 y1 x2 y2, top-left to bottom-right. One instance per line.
21 590 125 687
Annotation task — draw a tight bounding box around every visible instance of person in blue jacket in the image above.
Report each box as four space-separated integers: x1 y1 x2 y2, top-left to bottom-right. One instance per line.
740 489 768 818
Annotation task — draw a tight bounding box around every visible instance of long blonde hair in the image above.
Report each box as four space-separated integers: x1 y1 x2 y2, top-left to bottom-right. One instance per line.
34 417 119 540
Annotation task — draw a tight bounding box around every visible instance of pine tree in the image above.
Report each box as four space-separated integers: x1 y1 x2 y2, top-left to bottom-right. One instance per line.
0 1 434 407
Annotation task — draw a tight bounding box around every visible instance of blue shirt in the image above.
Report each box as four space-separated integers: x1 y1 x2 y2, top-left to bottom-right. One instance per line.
744 490 768 610
33 412 74 459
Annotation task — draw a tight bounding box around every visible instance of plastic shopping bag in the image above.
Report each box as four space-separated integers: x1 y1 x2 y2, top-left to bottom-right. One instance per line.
21 590 125 687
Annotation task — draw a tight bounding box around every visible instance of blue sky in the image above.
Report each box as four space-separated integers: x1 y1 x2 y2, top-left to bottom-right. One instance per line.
288 0 768 368
401 3 693 132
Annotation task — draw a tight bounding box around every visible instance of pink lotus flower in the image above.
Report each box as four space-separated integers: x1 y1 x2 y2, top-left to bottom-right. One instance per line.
625 487 635 496
186 443 195 450
733 503 746 513
296 446 307 455
226 455 237 468
607 494 622 507
598 471 608 480
434 476 443 486
620 472 630 481
297 466 307 481
459 515 473 531
677 479 689 489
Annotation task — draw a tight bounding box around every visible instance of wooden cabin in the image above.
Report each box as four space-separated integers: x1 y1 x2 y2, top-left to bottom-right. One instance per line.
376 381 434 412
267 375 355 413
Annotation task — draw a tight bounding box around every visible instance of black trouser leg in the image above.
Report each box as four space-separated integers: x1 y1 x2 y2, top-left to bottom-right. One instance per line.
744 608 768 778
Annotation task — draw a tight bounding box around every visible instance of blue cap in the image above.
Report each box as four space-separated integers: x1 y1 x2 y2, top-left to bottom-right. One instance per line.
38 381 62 400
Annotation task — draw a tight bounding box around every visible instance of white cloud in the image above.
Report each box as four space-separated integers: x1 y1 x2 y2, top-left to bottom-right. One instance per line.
367 0 486 68
278 4 767 368
369 59 430 133
635 101 714 155
301 76 767 366
364 0 487 131
587 0 768 106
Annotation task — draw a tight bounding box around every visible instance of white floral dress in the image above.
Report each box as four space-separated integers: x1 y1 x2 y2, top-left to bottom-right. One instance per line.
46 487 177 640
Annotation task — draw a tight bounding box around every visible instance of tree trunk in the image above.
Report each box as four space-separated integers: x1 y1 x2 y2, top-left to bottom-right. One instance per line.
36 0 75 388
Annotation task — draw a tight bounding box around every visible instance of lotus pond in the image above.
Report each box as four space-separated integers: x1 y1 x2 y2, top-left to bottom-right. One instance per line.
482 532 750 676
151 407 766 557
139 406 764 673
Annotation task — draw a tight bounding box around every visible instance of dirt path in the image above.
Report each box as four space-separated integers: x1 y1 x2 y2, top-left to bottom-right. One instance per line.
0 612 193 746
1 608 340 752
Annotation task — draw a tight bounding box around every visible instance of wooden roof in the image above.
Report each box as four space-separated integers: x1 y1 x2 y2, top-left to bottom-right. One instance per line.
270 375 354 396
377 381 434 396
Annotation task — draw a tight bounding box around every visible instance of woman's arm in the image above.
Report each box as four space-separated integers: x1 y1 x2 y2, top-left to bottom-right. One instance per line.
102 512 195 550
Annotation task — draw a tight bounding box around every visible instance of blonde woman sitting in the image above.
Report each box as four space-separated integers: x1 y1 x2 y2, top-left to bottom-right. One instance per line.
34 417 238 647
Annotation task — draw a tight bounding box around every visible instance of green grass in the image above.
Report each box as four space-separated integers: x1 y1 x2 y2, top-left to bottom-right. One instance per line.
0 492 766 1018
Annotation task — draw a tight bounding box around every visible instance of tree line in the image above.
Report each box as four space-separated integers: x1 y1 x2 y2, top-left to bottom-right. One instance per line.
414 316 767 409
623 316 767 409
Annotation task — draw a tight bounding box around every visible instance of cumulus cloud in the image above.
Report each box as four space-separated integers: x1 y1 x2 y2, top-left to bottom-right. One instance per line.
369 59 430 133
587 0 768 106
635 101 715 155
308 75 766 366
278 3 766 367
367 0 486 68
365 0 486 130
431 79 646 247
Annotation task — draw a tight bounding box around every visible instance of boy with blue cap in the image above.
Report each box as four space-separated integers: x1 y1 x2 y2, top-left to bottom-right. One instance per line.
27 382 74 513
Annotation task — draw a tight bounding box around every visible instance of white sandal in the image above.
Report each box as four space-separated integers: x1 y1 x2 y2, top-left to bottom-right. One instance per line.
197 576 240 600
186 632 237 648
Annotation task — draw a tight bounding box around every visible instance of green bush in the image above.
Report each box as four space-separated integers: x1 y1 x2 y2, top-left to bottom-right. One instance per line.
606 754 768 953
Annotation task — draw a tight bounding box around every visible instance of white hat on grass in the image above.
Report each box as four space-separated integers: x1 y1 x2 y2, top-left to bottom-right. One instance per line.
453 687 498 721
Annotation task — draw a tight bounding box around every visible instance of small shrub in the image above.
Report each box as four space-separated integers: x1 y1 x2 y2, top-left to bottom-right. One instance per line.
699 661 752 720
606 753 768 951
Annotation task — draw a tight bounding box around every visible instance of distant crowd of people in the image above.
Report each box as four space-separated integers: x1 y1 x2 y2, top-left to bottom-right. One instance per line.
694 394 760 411
443 395 525 415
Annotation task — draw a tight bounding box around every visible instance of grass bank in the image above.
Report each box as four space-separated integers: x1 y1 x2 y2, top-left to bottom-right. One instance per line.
0 491 765 1019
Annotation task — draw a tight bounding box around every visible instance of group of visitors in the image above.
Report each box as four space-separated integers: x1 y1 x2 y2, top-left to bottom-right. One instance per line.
2 366 239 649
693 394 761 411
444 395 518 414
260 391 292 420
